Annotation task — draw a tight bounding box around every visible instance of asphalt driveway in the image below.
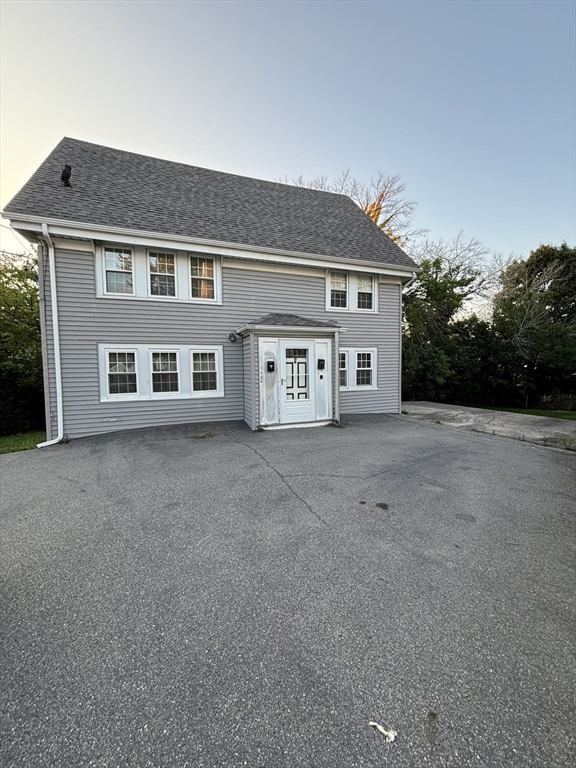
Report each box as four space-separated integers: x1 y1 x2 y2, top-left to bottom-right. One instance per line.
1 415 575 767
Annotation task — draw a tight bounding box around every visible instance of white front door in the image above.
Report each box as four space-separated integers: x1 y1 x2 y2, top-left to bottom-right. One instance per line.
259 337 332 426
280 341 315 424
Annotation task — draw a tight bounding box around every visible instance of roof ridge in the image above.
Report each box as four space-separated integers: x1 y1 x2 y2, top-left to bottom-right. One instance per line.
55 137 353 201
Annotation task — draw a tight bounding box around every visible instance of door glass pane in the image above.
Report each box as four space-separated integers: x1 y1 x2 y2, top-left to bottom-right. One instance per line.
285 348 308 400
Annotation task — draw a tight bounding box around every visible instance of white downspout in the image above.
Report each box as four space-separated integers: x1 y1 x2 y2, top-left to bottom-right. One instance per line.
37 223 64 447
399 272 417 413
401 271 417 292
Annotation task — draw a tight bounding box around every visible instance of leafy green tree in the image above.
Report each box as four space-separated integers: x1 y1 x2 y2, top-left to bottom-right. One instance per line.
0 251 44 434
493 243 576 405
402 235 491 401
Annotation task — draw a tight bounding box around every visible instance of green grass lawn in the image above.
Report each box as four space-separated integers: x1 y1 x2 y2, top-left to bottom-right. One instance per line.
485 407 576 421
0 431 46 455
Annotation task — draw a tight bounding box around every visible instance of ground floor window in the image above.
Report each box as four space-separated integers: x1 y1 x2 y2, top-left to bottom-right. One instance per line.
99 344 224 401
192 351 218 391
338 347 377 390
151 351 179 394
107 350 137 394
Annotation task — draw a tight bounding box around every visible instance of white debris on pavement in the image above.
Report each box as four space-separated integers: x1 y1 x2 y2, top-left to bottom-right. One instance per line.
369 722 397 742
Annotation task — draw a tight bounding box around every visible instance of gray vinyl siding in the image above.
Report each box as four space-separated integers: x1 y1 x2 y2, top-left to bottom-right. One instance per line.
338 282 402 415
45 247 402 438
242 334 254 429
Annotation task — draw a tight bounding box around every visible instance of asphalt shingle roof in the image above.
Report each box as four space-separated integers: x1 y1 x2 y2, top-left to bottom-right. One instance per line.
4 138 418 269
248 313 339 328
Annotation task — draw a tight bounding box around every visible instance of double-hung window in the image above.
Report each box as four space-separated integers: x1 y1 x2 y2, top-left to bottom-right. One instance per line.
339 352 348 388
107 351 138 396
191 350 220 394
151 352 179 394
190 256 215 300
357 275 374 309
339 348 377 390
149 252 176 297
97 245 222 303
99 344 224 400
355 352 373 386
105 247 133 294
330 271 348 308
327 271 377 312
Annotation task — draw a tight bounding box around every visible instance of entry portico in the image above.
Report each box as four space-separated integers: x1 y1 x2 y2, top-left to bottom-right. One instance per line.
237 314 341 429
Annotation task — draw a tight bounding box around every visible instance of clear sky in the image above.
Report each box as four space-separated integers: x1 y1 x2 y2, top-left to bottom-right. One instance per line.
1 0 574 259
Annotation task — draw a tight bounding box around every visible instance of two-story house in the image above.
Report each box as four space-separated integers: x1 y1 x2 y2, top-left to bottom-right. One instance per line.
3 138 418 443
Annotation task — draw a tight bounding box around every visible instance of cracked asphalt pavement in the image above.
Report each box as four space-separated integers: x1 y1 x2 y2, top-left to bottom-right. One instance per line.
1 415 575 767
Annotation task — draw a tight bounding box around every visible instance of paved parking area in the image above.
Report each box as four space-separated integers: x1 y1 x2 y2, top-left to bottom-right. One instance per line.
1 415 575 767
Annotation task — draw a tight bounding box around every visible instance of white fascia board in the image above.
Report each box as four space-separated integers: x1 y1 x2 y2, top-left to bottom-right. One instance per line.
5 213 419 277
236 324 339 336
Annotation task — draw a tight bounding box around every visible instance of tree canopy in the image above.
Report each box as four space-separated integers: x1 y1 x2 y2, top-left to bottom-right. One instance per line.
0 251 45 434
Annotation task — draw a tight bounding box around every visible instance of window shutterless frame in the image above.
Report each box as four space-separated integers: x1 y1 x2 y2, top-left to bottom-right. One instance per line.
326 271 378 313
98 344 224 401
149 349 181 397
189 254 219 303
338 347 378 390
339 350 348 388
96 244 223 304
190 346 225 397
104 246 134 295
102 347 139 399
148 250 177 299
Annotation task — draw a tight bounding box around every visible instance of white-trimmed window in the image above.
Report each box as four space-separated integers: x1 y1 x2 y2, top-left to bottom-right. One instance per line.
105 247 133 294
151 351 180 394
96 245 222 304
98 344 224 401
191 347 224 397
326 271 378 313
190 255 215 300
357 274 374 310
339 351 348 388
330 271 348 308
149 252 176 297
339 347 377 390
106 350 138 397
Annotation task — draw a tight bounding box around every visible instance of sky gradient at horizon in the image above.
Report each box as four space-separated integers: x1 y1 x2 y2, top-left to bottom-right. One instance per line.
1 0 574 259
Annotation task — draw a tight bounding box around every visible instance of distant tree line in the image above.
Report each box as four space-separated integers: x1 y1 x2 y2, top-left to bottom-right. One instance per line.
402 240 576 409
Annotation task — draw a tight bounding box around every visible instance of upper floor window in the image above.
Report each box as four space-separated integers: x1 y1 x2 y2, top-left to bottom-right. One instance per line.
326 270 378 313
96 244 222 304
105 247 133 294
330 271 348 308
357 275 373 309
191 256 215 300
149 252 176 297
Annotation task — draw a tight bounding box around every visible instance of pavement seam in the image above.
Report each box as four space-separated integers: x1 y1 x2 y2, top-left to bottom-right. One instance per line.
225 435 329 526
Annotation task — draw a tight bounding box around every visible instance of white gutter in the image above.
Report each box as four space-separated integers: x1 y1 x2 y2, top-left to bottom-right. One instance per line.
4 213 420 277
37 223 64 447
